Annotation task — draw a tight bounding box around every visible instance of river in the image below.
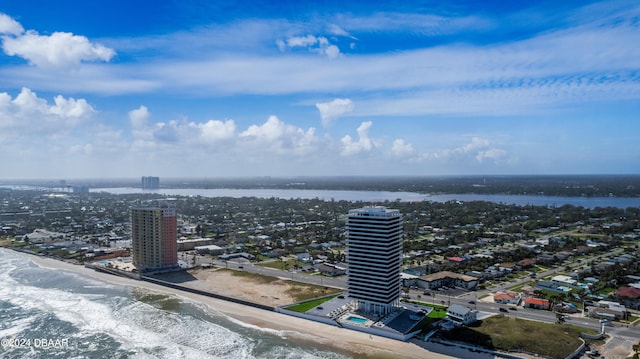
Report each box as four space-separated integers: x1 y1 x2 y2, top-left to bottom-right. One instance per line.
91 188 640 209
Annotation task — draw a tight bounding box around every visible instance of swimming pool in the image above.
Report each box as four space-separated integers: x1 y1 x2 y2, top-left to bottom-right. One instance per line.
346 316 367 324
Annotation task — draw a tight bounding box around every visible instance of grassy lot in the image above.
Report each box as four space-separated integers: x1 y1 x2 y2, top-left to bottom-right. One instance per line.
598 287 617 296
285 282 342 302
0 238 13 247
222 268 280 284
533 265 549 272
285 294 341 313
441 315 598 359
428 307 448 319
404 300 447 310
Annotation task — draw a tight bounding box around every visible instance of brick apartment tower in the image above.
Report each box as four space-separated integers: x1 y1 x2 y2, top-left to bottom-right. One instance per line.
346 206 403 315
131 200 177 272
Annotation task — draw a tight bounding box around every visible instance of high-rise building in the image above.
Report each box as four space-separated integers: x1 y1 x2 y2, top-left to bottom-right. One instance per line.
346 206 403 315
131 200 177 272
141 176 160 190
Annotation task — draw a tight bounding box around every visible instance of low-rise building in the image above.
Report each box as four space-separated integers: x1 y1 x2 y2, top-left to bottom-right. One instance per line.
587 307 625 321
589 300 628 320
194 245 225 255
316 262 346 276
418 271 478 290
446 304 478 325
614 286 640 309
177 237 214 251
523 298 550 310
493 291 521 304
219 252 255 261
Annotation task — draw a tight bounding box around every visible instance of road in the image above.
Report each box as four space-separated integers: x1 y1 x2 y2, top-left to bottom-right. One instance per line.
178 251 639 340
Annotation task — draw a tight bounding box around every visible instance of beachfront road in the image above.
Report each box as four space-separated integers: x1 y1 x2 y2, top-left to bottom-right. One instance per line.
180 252 640 339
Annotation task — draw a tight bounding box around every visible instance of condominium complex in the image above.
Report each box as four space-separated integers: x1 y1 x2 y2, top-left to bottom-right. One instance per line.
346 206 403 315
141 176 160 190
131 200 178 272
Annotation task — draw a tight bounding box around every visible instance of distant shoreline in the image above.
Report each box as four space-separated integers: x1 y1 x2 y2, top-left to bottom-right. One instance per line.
91 187 640 209
3 174 640 199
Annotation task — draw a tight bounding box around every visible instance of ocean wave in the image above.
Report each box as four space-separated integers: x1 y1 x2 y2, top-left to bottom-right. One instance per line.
0 250 349 359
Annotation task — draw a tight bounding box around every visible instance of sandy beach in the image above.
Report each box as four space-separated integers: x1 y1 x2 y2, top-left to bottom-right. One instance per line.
4 249 489 359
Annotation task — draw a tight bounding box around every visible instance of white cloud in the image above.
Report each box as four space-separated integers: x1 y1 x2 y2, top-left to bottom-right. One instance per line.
280 34 341 59
326 24 354 38
341 121 378 156
476 148 507 163
3 30 115 67
128 105 152 142
0 87 96 153
323 44 340 59
0 13 24 35
2 87 94 126
335 12 491 36
198 119 236 142
462 137 491 153
391 139 414 157
412 136 509 165
287 35 318 48
129 105 150 130
50 95 95 119
315 98 354 127
240 115 317 155
0 14 115 67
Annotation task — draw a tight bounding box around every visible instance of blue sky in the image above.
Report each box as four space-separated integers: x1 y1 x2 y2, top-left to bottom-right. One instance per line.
0 0 638 179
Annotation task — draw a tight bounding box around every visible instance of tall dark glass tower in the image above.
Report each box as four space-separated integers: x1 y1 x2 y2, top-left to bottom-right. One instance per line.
346 207 403 315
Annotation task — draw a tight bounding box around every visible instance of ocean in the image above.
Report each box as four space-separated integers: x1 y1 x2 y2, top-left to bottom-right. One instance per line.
0 249 350 359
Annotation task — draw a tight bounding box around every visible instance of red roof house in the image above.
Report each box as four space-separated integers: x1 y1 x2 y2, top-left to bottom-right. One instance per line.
614 286 640 309
523 297 550 310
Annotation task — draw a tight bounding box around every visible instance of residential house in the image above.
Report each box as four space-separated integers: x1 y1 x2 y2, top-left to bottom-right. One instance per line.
523 298 550 310
497 263 516 273
315 262 346 276
586 300 628 320
516 258 537 270
297 253 312 263
493 291 521 304
614 287 640 309
446 304 478 325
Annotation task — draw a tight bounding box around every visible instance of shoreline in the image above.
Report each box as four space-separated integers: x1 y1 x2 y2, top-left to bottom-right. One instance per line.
2 248 469 359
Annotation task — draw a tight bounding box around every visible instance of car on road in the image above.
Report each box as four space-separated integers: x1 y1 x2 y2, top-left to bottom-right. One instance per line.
509 307 517 311
499 308 508 313
238 265 244 269
468 300 475 304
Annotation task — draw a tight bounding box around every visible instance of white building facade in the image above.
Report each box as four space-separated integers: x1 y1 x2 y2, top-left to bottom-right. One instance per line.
446 304 478 325
347 207 403 315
